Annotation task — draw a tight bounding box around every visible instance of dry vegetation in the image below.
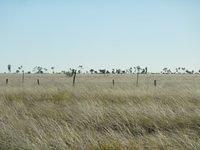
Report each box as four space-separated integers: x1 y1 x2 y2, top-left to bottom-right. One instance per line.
0 74 200 149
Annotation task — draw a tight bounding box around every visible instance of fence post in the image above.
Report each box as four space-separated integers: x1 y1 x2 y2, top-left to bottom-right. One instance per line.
37 79 40 85
112 79 115 86
72 71 76 86
154 80 157 87
6 79 8 85
136 73 139 87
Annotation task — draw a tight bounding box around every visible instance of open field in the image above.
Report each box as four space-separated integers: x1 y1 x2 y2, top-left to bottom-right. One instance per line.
0 74 200 149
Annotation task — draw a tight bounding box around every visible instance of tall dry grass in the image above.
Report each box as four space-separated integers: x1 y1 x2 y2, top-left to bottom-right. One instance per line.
0 74 200 149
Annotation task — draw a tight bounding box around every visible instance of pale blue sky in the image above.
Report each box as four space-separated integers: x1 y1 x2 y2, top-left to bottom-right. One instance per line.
0 0 200 72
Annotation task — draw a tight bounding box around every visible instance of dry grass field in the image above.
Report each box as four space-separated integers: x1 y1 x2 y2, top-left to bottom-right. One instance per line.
0 74 200 149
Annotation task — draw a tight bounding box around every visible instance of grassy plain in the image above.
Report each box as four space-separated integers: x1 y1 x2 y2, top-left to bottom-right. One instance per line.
0 74 200 149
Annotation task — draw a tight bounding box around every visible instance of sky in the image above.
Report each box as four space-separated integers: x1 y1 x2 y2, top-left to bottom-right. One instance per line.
0 0 200 73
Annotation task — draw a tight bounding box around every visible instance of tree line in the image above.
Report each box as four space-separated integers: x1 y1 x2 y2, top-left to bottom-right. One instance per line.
5 64 199 75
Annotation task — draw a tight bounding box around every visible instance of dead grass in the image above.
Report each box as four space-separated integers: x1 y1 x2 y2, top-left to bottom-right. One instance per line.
0 74 200 149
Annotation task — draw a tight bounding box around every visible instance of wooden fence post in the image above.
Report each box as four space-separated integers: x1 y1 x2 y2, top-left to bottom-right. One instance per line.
72 71 76 86
136 73 139 87
112 79 115 86
6 79 8 85
37 79 40 85
154 80 157 87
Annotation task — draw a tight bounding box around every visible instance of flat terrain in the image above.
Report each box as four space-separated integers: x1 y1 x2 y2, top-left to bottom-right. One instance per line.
0 74 200 149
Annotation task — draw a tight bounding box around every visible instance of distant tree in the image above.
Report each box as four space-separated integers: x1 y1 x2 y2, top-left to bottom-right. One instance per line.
182 68 186 72
162 68 168 74
7 64 11 73
77 70 81 74
145 67 148 74
67 65 83 76
78 65 83 69
63 71 73 77
90 69 94 74
70 68 76 75
136 66 141 73
18 66 23 70
129 67 133 74
112 69 115 74
178 67 186 74
77 65 83 74
167 69 172 74
186 70 194 74
141 67 148 74
177 67 182 73
116 69 121 74
16 70 20 74
33 66 47 74
16 66 23 73
99 69 106 74
51 67 55 74
106 70 110 74
122 70 126 74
